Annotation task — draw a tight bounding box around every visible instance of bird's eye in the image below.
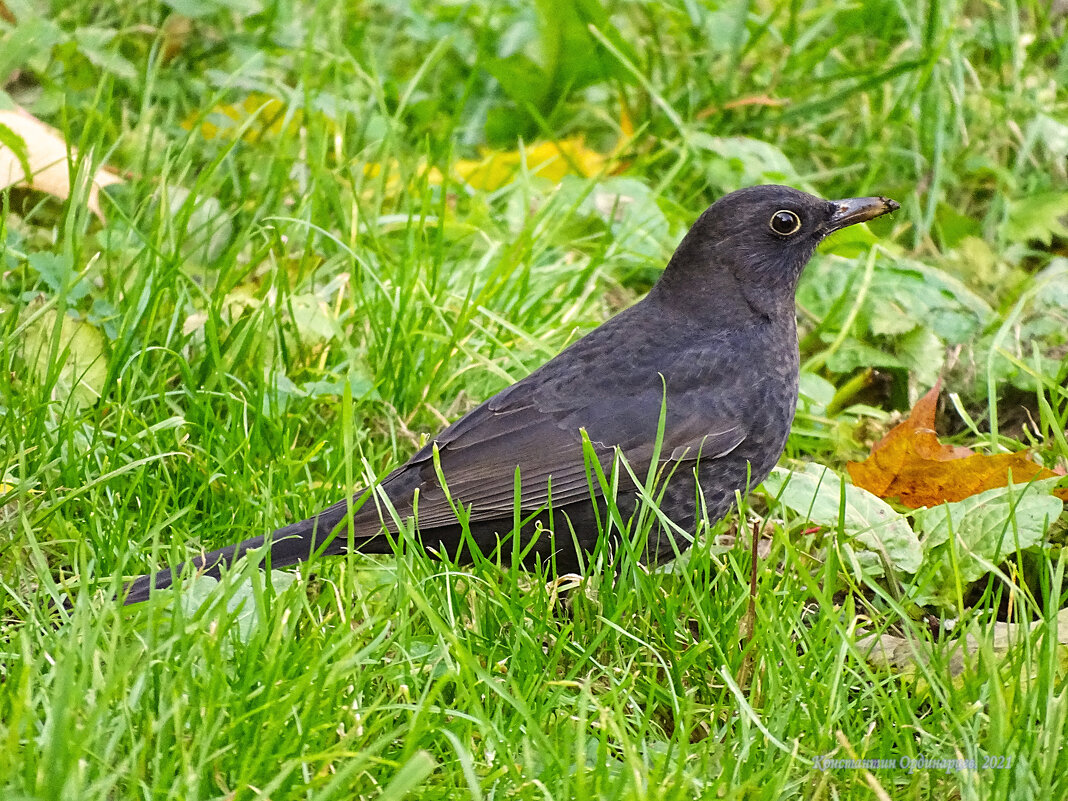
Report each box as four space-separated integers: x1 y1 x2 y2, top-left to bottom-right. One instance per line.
769 210 802 235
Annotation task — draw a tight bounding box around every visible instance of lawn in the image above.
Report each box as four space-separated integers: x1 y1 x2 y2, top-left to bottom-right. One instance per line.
1 1 1067 798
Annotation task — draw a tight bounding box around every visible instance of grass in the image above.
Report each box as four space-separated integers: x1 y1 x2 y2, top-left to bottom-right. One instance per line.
1 0 1068 798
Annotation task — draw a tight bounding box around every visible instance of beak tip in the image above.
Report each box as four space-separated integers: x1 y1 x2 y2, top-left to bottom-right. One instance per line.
826 195 901 232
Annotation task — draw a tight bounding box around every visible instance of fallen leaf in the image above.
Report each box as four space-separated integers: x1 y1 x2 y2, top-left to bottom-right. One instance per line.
162 185 232 264
185 92 309 143
22 301 109 410
361 159 446 200
847 382 1068 506
858 607 1068 676
913 478 1065 607
696 94 786 120
359 137 609 197
618 98 634 140
160 14 192 63
764 463 922 574
182 311 208 336
0 107 122 220
453 136 608 190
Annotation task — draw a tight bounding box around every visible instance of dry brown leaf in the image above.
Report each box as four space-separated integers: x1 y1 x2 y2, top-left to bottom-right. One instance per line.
0 107 122 219
161 14 193 63
858 609 1068 676
847 382 1068 507
697 94 787 120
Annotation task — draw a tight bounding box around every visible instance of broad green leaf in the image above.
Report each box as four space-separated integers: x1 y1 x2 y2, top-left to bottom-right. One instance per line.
894 326 945 388
162 0 262 18
533 0 636 90
288 293 337 347
27 252 91 302
486 54 550 108
302 368 376 400
692 135 799 191
481 0 634 141
263 370 303 416
1004 192 1068 246
933 202 981 249
73 27 138 81
177 570 298 644
819 221 879 257
824 336 906 375
914 478 1064 586
764 463 922 574
799 253 993 346
971 258 1068 392
579 177 674 260
797 371 837 412
868 298 920 337
0 16 63 83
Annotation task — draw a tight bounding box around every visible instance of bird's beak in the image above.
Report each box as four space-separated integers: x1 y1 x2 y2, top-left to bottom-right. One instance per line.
824 196 899 234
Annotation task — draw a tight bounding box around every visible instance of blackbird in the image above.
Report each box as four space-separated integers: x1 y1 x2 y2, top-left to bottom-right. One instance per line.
123 185 897 604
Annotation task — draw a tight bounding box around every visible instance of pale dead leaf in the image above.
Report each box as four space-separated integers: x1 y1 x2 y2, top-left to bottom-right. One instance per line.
182 312 208 336
161 14 193 63
857 609 1068 676
0 107 122 220
22 300 109 410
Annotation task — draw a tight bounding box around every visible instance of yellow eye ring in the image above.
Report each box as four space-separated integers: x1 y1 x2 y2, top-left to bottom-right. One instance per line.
770 209 802 235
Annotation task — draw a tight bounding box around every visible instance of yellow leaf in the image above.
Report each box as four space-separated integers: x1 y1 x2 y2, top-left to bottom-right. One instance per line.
185 92 307 143
359 159 445 201
0 107 122 220
453 136 607 191
359 136 610 198
618 99 634 140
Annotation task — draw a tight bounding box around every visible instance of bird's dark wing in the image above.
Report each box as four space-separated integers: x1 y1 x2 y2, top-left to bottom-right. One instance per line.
363 374 746 531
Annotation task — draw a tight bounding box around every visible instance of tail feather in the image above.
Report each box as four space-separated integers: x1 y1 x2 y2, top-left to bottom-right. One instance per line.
121 507 356 605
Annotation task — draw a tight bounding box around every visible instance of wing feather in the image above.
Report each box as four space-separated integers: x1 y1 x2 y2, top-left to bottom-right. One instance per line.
370 384 746 531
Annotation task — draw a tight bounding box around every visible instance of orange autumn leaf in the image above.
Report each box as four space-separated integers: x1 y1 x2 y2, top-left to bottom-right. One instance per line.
847 382 1068 507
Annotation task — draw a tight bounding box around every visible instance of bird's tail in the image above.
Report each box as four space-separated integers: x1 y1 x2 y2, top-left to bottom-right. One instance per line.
121 503 356 605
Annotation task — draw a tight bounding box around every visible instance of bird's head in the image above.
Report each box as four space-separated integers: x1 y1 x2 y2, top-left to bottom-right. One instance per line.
658 185 899 323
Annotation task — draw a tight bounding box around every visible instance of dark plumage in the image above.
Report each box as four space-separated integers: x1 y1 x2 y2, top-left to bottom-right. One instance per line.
123 185 897 604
